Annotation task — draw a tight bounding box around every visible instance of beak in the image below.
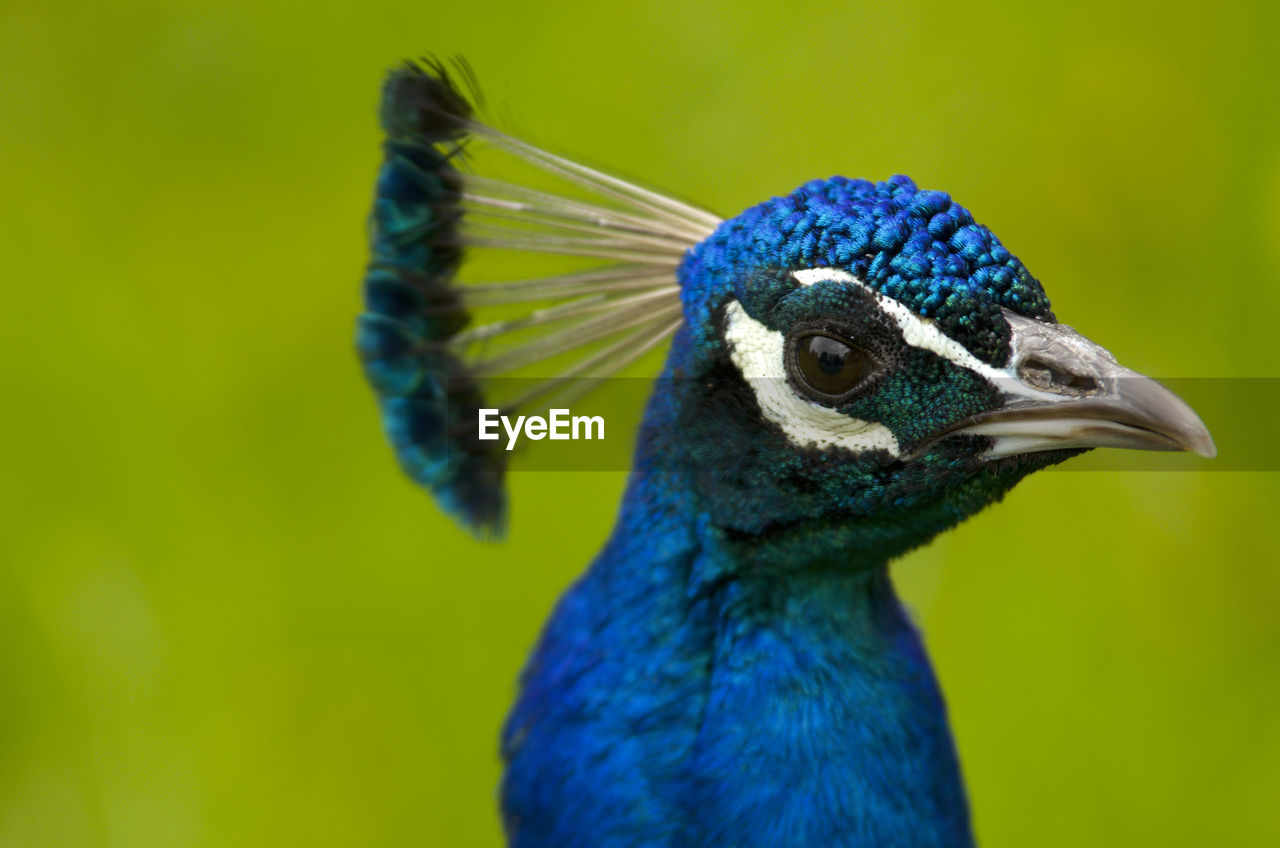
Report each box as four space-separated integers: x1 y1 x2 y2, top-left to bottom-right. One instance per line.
943 310 1216 460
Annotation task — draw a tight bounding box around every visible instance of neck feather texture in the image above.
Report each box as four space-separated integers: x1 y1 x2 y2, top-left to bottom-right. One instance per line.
500 461 973 848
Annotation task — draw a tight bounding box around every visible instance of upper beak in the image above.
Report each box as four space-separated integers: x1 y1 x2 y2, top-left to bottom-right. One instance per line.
943 310 1216 460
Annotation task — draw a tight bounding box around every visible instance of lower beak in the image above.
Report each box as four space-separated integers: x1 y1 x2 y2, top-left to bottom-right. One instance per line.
943 311 1216 460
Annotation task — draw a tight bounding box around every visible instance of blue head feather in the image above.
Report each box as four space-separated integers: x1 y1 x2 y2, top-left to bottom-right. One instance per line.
681 174 1053 366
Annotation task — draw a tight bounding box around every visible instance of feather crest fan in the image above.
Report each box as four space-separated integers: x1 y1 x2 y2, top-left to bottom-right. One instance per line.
356 58 720 536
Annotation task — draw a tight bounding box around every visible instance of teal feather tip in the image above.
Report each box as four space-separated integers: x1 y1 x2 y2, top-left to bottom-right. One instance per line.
357 59 507 538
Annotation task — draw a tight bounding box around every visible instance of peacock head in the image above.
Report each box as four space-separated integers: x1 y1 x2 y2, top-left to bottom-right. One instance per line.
359 59 1214 545
658 176 1214 561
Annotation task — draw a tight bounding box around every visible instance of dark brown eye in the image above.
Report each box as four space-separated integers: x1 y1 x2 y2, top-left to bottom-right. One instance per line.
793 332 874 399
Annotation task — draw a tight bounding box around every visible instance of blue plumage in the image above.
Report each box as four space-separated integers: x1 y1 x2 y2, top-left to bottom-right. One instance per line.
358 60 1215 847
682 175 1053 365
500 356 978 847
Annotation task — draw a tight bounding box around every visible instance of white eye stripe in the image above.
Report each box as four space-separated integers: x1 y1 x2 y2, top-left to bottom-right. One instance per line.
723 300 900 457
790 267 1059 403
790 267 1001 379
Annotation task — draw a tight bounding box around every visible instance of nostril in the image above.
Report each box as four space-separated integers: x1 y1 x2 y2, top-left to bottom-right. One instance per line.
1018 357 1100 394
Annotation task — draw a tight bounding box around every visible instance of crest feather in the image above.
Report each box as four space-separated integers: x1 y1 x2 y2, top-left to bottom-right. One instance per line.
357 57 719 536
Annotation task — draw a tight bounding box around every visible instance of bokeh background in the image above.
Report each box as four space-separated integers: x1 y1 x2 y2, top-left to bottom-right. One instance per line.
3 1 1278 846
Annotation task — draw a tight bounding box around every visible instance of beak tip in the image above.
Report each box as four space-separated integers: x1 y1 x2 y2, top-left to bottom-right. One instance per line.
1190 433 1217 459
1173 410 1216 459
989 313 1219 462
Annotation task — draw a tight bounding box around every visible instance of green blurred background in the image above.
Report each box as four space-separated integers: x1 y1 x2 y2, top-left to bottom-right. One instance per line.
3 1 1279 845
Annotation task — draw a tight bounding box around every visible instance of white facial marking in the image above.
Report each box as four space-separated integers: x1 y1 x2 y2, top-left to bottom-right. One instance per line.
723 300 900 456
723 267 1070 460
791 267 1061 404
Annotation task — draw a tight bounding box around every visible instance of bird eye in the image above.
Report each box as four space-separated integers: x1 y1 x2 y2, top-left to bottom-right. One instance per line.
790 332 874 400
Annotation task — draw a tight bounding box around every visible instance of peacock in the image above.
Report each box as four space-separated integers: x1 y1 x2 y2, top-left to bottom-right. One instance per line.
356 59 1215 848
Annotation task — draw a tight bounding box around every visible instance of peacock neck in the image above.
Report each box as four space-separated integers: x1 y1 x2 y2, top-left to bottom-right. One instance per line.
695 575 973 844
604 470 975 847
